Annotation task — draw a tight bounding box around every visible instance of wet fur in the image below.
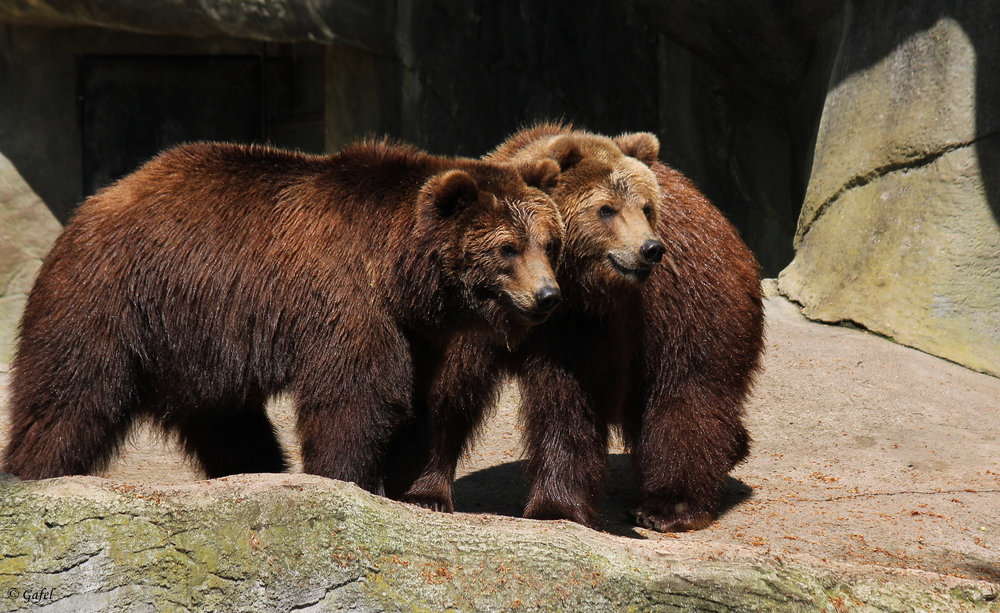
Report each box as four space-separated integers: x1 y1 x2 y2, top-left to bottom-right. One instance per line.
399 124 764 531
3 140 564 494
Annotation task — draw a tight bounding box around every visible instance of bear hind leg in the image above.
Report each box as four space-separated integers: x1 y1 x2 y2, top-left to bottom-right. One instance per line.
4 359 139 479
3 402 137 479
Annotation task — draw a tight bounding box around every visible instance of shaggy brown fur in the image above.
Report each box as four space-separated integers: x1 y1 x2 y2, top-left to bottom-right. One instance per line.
624 158 763 531
400 124 764 531
3 140 565 495
383 332 512 506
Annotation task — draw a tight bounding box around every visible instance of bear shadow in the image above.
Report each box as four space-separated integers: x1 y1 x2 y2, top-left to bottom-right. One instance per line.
452 453 754 538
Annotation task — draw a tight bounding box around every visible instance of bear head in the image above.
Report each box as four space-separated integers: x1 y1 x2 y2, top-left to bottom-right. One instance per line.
417 159 565 345
491 129 665 311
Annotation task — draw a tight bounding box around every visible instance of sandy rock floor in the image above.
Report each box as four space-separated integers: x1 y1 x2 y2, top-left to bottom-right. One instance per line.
1 292 997 582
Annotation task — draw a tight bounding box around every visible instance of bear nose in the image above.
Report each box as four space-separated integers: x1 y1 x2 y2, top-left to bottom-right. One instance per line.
640 239 666 265
534 285 562 313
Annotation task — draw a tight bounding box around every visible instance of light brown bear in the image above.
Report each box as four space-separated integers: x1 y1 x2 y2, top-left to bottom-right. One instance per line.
399 125 764 532
3 139 564 496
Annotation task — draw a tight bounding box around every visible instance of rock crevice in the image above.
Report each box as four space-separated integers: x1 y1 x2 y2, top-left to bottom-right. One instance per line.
797 134 990 247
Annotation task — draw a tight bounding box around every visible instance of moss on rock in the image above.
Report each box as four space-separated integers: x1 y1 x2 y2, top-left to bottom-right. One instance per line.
0 474 996 612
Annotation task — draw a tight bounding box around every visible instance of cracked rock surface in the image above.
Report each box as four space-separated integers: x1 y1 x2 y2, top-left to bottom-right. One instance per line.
2 292 998 611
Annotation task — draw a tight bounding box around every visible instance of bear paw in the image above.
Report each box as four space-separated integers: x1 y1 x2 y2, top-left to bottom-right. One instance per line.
524 497 596 528
630 500 714 532
403 494 454 514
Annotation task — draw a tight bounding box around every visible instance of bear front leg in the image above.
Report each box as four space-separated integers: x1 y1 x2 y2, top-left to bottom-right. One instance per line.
294 324 414 496
400 408 467 513
174 393 288 479
520 358 609 528
400 388 490 512
627 385 750 532
629 494 717 533
401 457 456 512
402 338 505 512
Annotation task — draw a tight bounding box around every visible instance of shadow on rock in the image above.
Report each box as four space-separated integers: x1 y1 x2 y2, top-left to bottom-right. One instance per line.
453 453 754 539
718 476 755 517
453 459 530 519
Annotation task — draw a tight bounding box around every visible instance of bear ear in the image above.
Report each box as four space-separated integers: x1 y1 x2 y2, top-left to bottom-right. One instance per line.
518 158 561 194
614 132 660 165
546 135 584 171
429 169 480 217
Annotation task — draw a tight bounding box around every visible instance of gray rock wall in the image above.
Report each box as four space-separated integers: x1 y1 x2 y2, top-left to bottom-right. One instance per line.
0 0 395 52
1 0 806 278
779 2 1000 377
0 26 286 367
0 24 273 223
0 153 61 368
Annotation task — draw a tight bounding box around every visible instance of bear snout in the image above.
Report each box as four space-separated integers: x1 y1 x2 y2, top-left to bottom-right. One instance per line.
508 281 561 324
534 285 562 314
640 239 666 265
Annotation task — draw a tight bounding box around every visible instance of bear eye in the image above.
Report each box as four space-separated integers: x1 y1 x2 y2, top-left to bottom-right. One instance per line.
643 203 654 220
599 205 617 219
545 239 558 260
499 244 518 259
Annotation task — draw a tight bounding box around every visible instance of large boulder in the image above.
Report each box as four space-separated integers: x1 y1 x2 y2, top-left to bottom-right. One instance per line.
0 152 61 368
779 3 1000 377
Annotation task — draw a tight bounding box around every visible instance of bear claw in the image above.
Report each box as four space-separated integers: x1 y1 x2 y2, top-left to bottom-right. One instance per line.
403 494 453 514
629 504 714 533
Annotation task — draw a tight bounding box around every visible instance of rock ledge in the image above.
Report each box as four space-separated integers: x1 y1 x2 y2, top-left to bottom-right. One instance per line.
1 473 996 612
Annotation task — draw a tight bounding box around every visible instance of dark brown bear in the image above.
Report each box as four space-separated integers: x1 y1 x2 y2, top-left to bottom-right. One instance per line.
401 125 764 532
3 139 565 495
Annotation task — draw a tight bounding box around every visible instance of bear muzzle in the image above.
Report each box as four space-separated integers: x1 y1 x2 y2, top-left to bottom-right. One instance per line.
606 236 666 283
606 253 649 282
510 282 562 324
640 239 666 265
534 285 562 314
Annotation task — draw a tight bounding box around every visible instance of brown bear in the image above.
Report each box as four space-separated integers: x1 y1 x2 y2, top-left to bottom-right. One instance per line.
399 124 764 532
3 139 565 496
